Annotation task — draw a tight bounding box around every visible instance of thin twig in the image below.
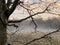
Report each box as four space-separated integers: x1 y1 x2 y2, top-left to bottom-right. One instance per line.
27 10 37 33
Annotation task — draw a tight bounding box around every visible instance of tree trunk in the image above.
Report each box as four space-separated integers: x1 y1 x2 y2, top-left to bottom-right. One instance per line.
0 0 7 45
0 18 7 45
0 11 7 45
0 0 19 45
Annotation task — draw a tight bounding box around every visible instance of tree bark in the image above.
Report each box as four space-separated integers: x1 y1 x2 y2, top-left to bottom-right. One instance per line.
0 18 7 45
0 12 7 45
0 0 7 45
0 0 20 45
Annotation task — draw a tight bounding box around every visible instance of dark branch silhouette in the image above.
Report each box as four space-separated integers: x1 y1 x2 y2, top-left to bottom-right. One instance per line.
27 10 37 32
5 0 23 18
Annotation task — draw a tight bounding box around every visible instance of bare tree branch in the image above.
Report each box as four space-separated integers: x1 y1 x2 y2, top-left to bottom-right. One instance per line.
8 3 47 23
8 1 56 23
5 0 19 17
7 24 18 28
7 0 12 9
5 0 23 18
27 10 37 33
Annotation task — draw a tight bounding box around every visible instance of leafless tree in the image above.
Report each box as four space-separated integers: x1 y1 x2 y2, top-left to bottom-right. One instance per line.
0 0 60 45
0 0 23 45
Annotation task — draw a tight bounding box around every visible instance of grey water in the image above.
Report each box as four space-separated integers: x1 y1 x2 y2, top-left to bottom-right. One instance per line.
7 18 60 33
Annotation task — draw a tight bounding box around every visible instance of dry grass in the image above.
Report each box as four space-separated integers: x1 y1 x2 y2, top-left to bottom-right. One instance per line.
7 31 60 45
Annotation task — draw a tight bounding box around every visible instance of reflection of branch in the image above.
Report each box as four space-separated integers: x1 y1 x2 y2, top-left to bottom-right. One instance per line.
27 10 37 33
24 28 60 45
8 24 18 28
